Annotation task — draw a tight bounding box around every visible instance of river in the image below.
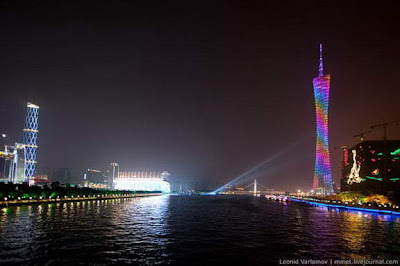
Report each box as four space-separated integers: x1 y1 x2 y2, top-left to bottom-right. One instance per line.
1 195 400 265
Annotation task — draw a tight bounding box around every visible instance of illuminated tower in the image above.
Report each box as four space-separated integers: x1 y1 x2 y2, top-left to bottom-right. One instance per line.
23 102 39 183
312 44 334 195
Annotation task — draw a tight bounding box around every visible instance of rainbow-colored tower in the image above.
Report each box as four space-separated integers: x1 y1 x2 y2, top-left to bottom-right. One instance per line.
313 44 334 195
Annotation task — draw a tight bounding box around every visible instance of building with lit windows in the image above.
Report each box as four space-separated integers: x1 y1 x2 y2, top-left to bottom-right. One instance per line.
0 143 26 184
83 168 107 189
109 162 119 189
341 140 400 198
114 171 170 193
0 146 14 183
1 102 40 185
312 44 334 195
23 102 39 184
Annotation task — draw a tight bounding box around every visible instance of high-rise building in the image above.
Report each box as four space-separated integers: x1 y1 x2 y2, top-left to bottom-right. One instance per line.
54 168 73 184
0 143 26 184
109 162 119 189
0 146 12 183
312 44 334 195
23 102 39 183
341 140 400 198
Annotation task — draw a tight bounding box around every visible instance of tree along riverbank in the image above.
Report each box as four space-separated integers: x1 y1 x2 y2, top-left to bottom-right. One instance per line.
0 182 162 206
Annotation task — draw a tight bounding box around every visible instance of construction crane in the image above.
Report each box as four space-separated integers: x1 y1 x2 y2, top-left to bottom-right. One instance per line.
370 120 400 191
370 120 400 141
352 130 373 141
334 145 349 163
350 120 400 192
352 120 400 141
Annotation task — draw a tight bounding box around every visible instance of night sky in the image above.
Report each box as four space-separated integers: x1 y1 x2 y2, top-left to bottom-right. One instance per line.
1 2 399 191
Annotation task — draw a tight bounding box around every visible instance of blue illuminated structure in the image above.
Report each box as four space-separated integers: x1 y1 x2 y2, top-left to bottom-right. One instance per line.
22 102 39 183
313 44 334 195
290 198 400 216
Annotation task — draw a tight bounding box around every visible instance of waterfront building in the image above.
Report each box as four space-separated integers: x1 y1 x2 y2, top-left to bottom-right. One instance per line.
109 162 119 189
54 168 73 184
23 102 39 184
114 171 170 193
312 44 334 195
0 146 12 183
14 143 26 183
341 140 400 198
83 168 107 189
32 174 51 186
0 143 26 184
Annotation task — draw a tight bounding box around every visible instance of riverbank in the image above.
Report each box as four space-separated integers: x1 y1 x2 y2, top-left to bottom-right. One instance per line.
0 192 162 207
288 197 400 216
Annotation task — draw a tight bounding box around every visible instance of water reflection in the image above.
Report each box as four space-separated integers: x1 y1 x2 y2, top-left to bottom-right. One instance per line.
0 196 170 265
293 204 400 260
0 196 400 265
107 196 171 264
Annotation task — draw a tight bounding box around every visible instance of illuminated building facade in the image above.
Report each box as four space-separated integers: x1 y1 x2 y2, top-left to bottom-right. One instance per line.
109 162 119 189
0 146 14 183
341 140 400 197
83 169 107 189
23 102 39 183
312 44 334 195
0 143 26 184
114 171 171 193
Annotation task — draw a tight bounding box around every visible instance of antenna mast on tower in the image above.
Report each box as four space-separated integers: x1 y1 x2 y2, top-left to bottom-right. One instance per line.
319 43 324 77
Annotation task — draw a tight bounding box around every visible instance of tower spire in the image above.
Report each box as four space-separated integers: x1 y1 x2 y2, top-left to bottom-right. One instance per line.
319 43 324 77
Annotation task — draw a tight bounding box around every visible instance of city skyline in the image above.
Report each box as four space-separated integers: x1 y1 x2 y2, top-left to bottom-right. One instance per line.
1 3 400 265
1 3 400 191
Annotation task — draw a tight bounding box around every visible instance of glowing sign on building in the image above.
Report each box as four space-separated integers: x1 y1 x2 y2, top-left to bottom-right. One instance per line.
347 149 362 185
344 149 349 166
342 140 400 193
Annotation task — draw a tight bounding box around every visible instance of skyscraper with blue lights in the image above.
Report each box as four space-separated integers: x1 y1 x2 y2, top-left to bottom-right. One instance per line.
23 102 39 182
313 44 334 195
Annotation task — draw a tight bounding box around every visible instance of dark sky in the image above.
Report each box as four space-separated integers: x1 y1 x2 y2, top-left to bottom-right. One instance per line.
1 2 399 191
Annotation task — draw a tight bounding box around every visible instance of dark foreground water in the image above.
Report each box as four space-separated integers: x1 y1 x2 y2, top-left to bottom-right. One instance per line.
1 195 400 265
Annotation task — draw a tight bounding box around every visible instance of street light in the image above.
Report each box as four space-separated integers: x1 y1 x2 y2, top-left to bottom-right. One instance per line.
1 134 9 151
1 133 7 147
